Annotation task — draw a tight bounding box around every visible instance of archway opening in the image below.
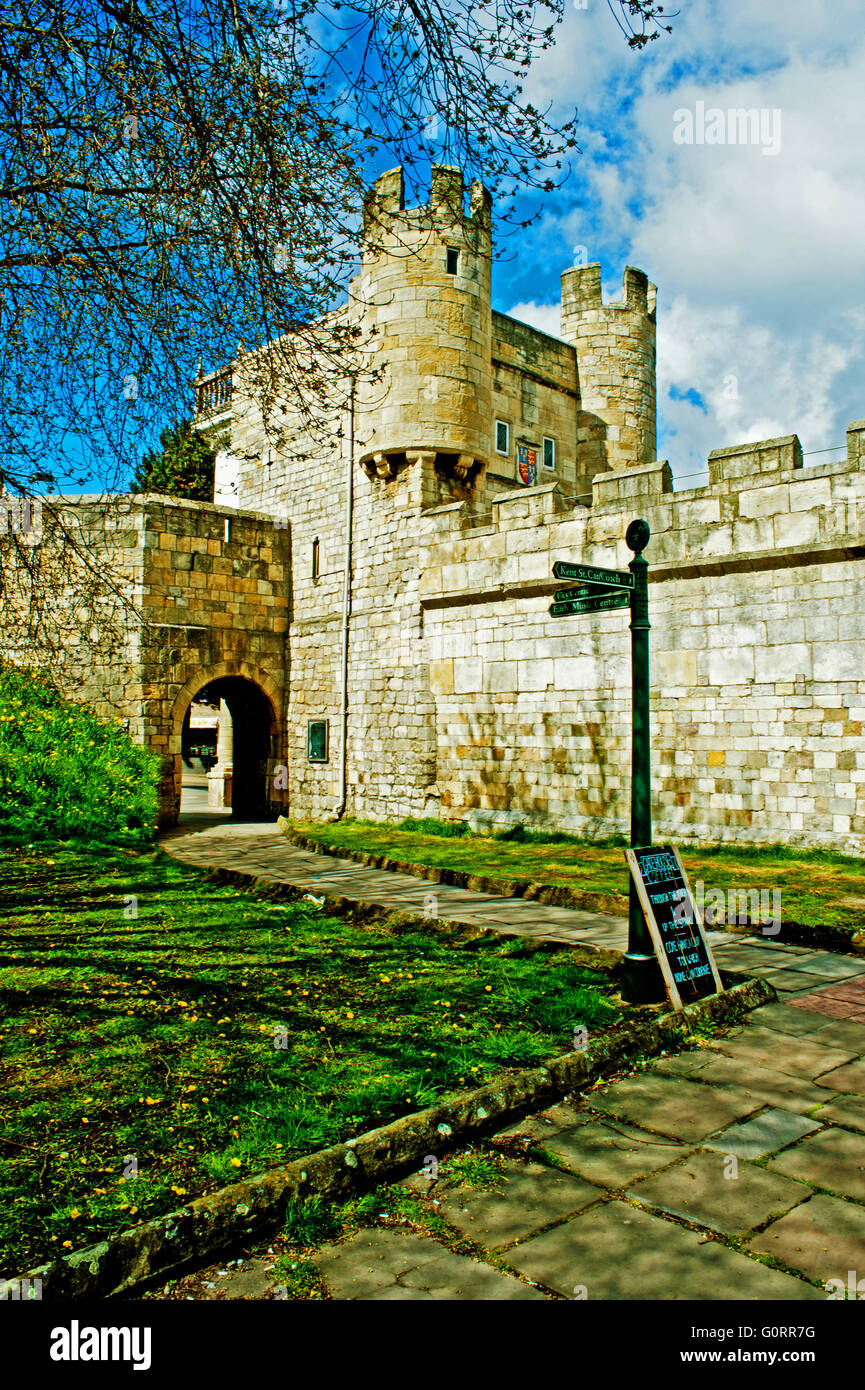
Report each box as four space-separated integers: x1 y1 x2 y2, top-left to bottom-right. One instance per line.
178 675 277 821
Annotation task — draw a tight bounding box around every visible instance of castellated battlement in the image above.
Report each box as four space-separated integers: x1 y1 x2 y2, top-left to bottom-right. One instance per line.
20 163 865 850
560 263 657 474
418 416 865 850
361 165 492 247
421 418 865 569
562 262 657 317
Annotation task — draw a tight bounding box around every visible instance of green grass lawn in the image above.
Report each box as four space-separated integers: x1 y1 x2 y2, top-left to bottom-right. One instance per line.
0 843 622 1275
288 818 865 932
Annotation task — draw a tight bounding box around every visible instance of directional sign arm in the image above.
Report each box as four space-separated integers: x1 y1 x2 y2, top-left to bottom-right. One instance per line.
553 585 617 603
550 591 630 617
552 561 634 589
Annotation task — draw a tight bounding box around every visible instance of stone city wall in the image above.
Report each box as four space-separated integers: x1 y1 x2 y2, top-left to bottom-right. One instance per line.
0 494 290 824
419 420 865 851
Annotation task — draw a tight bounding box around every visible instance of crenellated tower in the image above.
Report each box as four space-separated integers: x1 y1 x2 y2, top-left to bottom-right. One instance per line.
352 165 493 506
561 262 657 476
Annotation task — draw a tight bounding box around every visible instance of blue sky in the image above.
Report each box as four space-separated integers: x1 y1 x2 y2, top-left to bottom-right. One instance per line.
490 0 865 484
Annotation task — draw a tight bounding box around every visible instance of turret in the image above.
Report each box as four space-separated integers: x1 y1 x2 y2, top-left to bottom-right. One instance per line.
561 263 657 475
354 165 493 505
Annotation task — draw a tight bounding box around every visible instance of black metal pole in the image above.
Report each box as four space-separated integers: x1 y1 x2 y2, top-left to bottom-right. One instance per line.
621 519 665 1004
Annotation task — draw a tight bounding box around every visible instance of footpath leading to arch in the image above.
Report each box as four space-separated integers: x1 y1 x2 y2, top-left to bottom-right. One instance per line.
160 818 630 950
161 818 865 993
157 816 865 1305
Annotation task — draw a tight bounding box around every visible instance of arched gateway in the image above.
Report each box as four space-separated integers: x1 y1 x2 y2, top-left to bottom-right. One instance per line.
166 664 283 825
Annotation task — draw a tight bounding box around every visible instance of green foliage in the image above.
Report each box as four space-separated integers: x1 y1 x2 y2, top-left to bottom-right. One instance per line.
133 418 216 502
397 816 471 837
0 844 621 1271
0 664 160 846
290 817 865 931
269 1257 327 1300
493 823 627 846
444 1149 503 1190
283 1196 339 1248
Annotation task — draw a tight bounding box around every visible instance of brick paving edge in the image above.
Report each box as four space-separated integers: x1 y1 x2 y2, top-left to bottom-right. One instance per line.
15 975 774 1300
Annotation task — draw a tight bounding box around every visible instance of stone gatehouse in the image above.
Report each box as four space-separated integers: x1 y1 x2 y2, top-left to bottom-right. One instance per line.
7 165 865 850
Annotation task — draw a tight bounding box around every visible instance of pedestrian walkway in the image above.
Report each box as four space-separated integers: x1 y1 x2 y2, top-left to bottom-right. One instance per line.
160 819 630 951
156 993 865 1302
160 820 865 992
156 818 865 1301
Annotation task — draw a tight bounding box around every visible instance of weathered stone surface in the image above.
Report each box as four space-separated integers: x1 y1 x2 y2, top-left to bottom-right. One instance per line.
750 1002 850 1037
197 1257 276 1300
706 1027 856 1080
767 1127 865 1202
506 1201 820 1301
748 1193 865 1286
315 1229 544 1300
788 955 865 981
761 969 854 994
811 1096 865 1133
680 1053 829 1113
435 1162 602 1249
703 1109 822 1160
628 1150 809 1235
527 1118 691 1189
585 1072 763 1141
795 1019 865 1052
814 1059 865 1093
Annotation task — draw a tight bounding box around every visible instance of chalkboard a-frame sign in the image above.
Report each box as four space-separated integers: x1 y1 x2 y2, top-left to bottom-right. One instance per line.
625 845 724 1011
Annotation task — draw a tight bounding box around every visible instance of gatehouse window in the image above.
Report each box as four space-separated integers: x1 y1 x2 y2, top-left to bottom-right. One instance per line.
543 437 556 470
495 420 509 455
446 247 459 275
312 536 320 582
307 719 329 762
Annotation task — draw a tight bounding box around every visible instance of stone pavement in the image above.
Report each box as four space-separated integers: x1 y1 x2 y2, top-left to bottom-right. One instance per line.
160 819 629 950
158 990 865 1302
155 818 865 1301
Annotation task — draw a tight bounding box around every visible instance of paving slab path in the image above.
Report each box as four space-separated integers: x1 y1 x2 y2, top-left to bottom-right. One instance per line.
160 819 630 950
155 818 865 1301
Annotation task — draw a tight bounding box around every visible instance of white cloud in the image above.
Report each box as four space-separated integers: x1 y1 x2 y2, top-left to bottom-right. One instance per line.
658 297 863 480
504 301 563 339
500 0 865 474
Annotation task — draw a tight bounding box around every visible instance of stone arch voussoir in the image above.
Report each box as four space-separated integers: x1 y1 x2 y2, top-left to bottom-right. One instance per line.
169 662 282 755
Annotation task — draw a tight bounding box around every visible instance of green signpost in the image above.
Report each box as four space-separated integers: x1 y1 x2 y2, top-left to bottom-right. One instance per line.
552 561 634 590
549 518 665 1005
549 591 630 617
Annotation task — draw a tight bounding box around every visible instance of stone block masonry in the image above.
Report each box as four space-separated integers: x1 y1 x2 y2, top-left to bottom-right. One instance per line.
136 497 289 823
0 495 289 826
8 166 862 849
420 420 865 851
197 167 865 848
